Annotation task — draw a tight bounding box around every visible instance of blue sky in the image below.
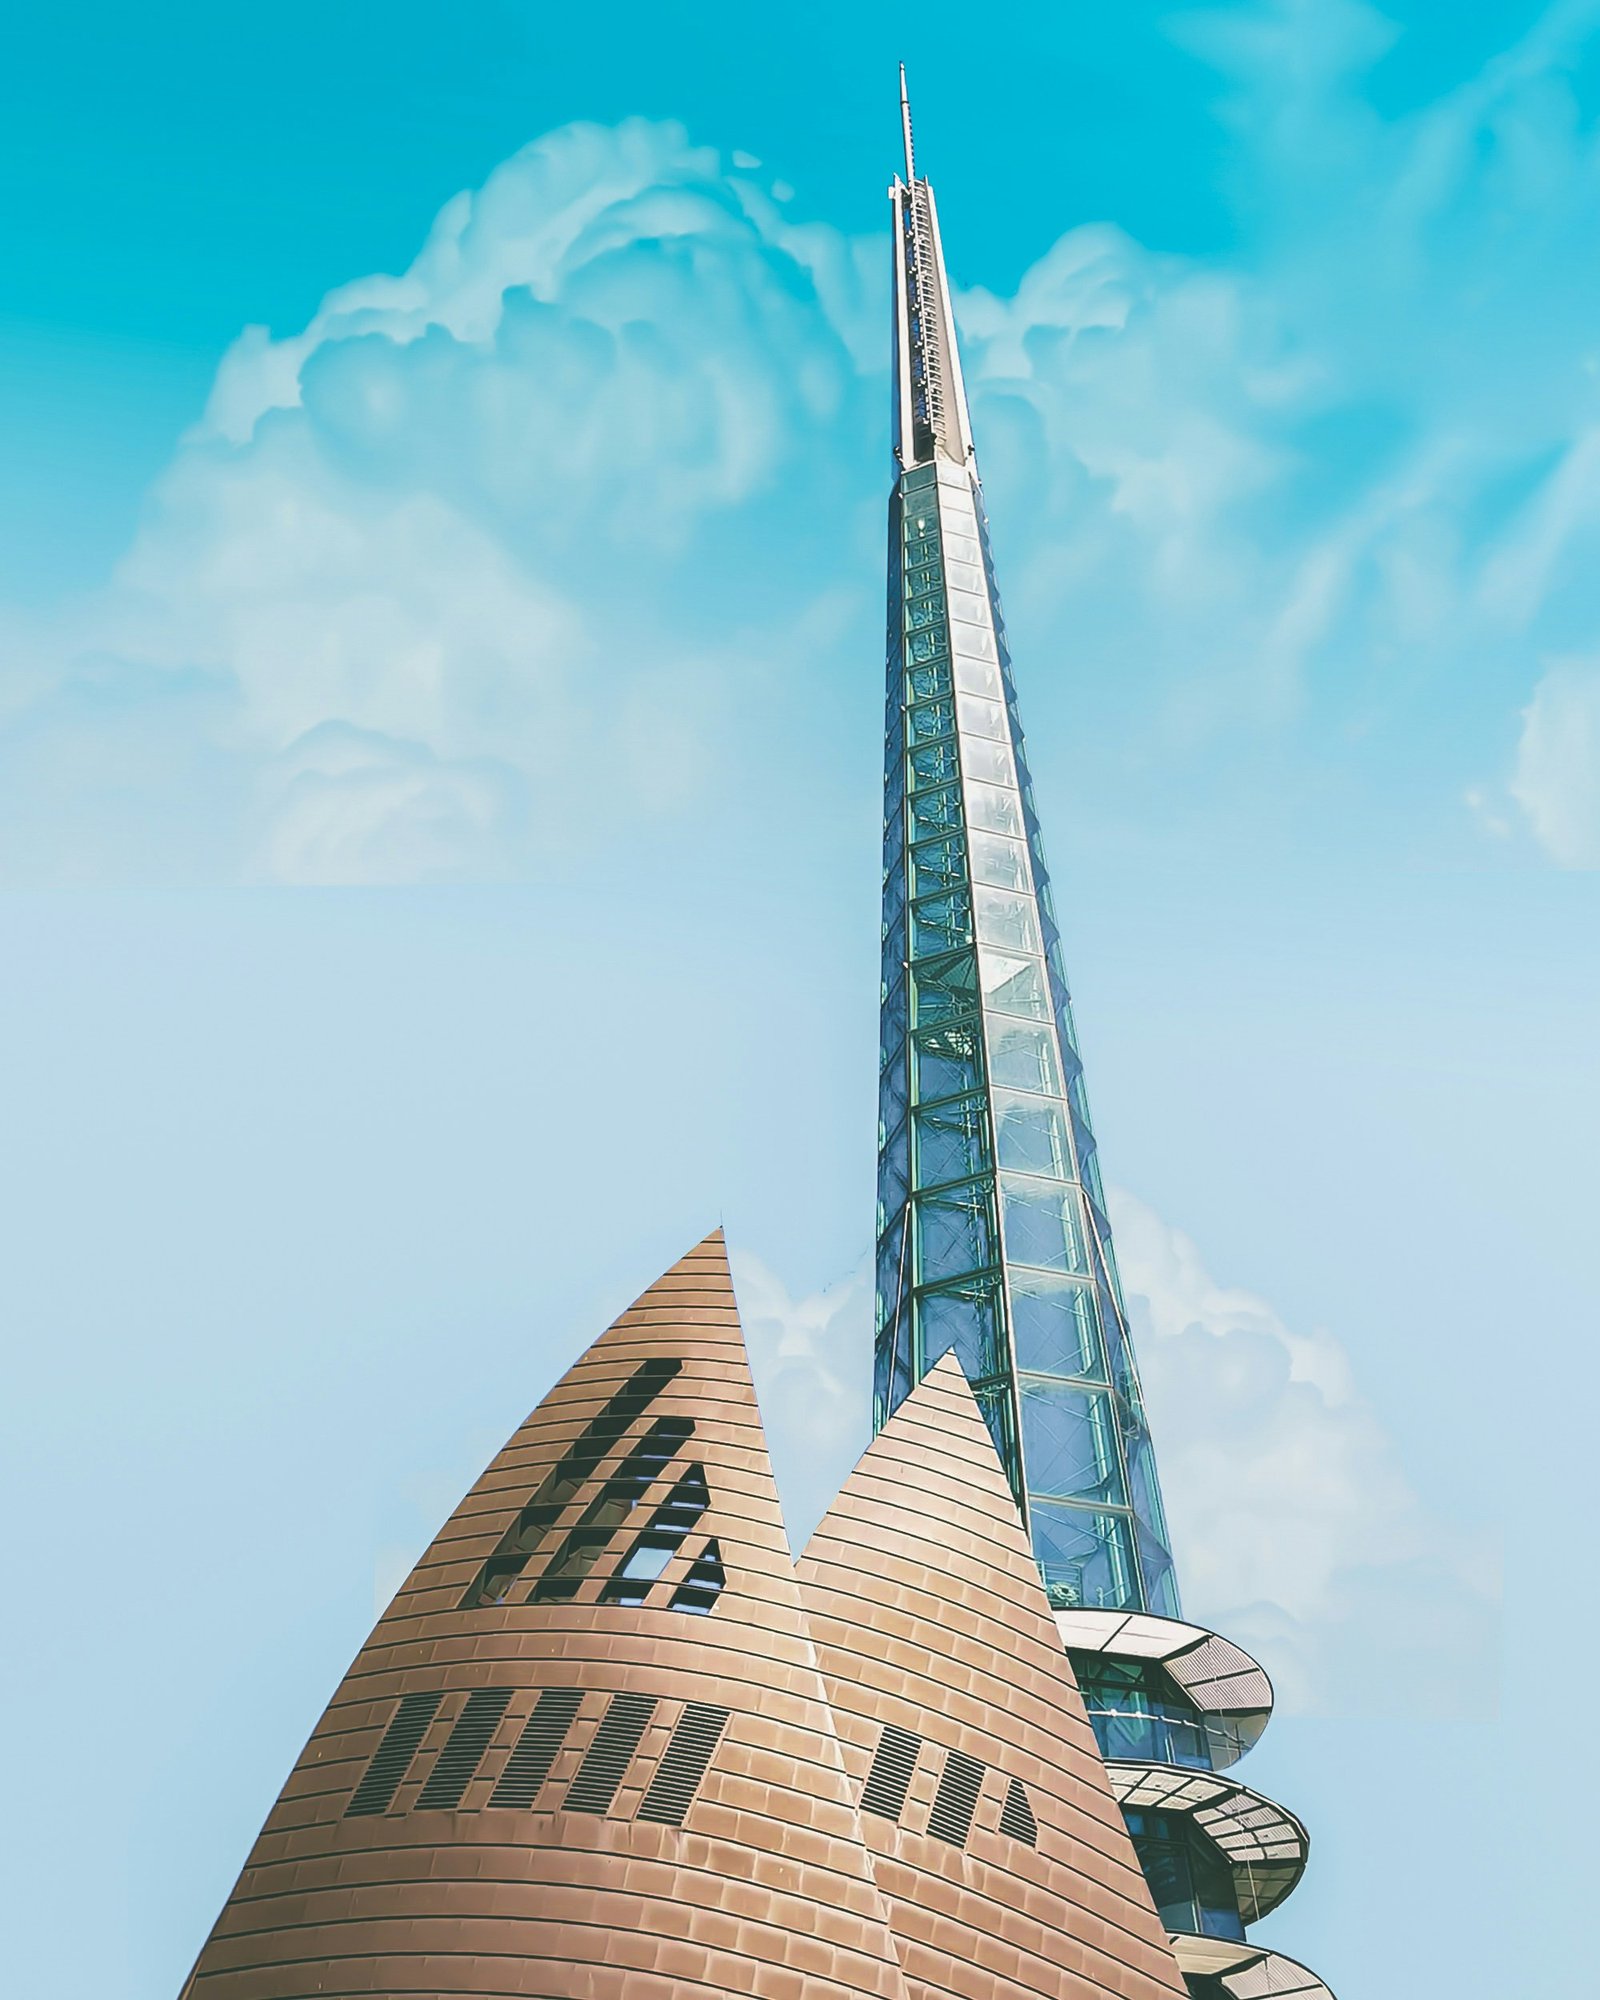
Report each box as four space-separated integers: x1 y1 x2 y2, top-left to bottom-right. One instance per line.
1 3 1591 1995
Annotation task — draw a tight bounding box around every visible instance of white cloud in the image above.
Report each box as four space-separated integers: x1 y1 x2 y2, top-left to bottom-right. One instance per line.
1111 1190 1499 1719
736 1195 1499 1721
730 1250 872 1552
1509 656 1600 866
0 119 877 884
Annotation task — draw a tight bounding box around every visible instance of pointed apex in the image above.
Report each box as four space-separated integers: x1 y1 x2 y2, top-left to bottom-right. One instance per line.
899 62 916 183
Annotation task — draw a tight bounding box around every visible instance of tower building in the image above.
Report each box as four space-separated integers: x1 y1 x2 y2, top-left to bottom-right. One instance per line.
876 73 1332 2000
180 75 1339 2000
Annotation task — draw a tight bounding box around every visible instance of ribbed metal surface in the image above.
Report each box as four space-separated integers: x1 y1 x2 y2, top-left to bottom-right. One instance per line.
926 1746 985 1846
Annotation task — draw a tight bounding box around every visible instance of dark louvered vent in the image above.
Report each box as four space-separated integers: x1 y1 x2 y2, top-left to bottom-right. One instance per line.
345 1690 443 1816
490 1687 584 1809
601 1463 710 1605
1000 1775 1038 1845
533 1418 694 1604
861 1722 922 1822
415 1688 513 1809
636 1703 731 1827
667 1537 725 1615
460 1357 682 1609
927 1746 986 1846
564 1692 658 1815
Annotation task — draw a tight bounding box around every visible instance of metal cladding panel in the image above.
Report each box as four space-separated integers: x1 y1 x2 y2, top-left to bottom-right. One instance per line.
797 1353 1187 2000
184 1232 914 2000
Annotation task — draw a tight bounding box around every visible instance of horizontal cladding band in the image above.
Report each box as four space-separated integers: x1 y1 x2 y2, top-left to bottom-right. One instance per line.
343 1686 1039 1851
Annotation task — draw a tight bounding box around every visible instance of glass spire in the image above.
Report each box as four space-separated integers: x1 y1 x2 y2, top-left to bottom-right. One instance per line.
875 72 1180 1617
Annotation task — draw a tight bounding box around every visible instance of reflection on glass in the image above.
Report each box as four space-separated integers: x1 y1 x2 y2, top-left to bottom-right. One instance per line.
1002 1176 1089 1273
1010 1272 1104 1378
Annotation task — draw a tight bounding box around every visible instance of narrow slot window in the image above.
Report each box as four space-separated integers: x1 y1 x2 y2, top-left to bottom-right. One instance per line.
636 1703 731 1827
927 1746 986 1846
861 1722 922 1822
564 1693 658 1816
489 1687 583 1809
1000 1775 1038 1845
415 1688 513 1810
345 1690 443 1817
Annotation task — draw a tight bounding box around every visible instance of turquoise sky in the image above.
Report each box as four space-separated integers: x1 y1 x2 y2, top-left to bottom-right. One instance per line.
1 4 1590 1996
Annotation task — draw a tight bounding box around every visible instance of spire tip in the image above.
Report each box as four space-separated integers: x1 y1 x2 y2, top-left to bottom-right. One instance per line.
899 62 917 184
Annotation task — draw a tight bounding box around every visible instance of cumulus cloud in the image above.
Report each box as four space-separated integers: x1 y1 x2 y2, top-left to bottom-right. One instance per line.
0 119 877 883
4 10 1599 879
734 1196 1498 1722
1509 657 1600 867
1110 1190 1499 1720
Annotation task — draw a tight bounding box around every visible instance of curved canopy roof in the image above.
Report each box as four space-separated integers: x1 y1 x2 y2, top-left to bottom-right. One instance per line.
1055 1609 1275 1763
1170 1934 1335 2000
1105 1759 1309 1923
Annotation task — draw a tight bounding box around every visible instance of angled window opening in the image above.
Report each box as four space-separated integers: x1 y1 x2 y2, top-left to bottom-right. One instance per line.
564 1692 657 1816
416 1688 513 1810
601 1464 710 1607
345 1690 443 1817
531 1416 694 1604
637 1702 732 1827
489 1687 583 1810
861 1722 922 1822
668 1537 726 1615
927 1745 986 1846
1000 1775 1038 1846
459 1357 682 1609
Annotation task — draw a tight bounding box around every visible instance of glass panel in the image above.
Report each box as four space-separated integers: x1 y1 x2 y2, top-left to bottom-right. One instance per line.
906 597 942 632
1030 1500 1138 1611
910 741 960 791
1002 1176 1090 1274
917 1277 1006 1381
878 1055 908 1138
877 1133 909 1228
1018 1379 1127 1506
914 1096 990 1187
875 1215 907 1320
906 657 951 702
912 1020 985 1099
957 693 1007 741
951 622 998 663
965 783 1023 836
979 951 1051 1020
975 885 1041 953
908 783 964 842
992 1089 1072 1179
910 834 966 898
947 588 989 629
908 696 955 745
953 654 1003 698
911 890 972 959
961 736 1014 787
910 955 979 1029
914 1182 996 1284
905 562 943 598
943 532 981 567
945 559 985 595
1009 1272 1105 1379
988 1021 1063 1094
907 629 948 664
969 830 1029 891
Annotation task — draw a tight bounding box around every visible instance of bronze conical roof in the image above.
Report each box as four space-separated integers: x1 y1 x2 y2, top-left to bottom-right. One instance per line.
185 1232 913 2000
797 1352 1187 2000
